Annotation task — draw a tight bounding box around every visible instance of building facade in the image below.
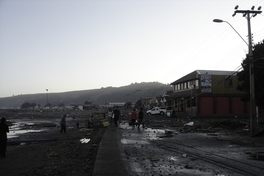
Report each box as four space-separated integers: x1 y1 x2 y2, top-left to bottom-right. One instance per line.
170 70 249 117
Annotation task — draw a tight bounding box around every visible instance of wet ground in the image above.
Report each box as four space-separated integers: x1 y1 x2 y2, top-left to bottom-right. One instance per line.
2 110 264 175
117 114 264 176
1 110 106 175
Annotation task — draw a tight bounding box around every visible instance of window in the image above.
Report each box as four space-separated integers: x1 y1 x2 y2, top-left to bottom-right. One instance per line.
225 79 233 88
195 80 199 88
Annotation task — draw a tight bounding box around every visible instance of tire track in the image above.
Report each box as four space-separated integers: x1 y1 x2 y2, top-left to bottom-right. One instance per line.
152 140 264 176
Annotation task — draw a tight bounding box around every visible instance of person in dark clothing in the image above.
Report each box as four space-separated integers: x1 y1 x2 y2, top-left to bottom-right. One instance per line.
113 107 120 127
138 108 144 129
0 117 9 157
60 114 67 133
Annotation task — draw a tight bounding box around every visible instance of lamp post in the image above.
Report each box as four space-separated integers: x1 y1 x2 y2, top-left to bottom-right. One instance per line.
136 90 142 108
213 19 248 46
46 89 49 107
213 6 262 136
125 93 130 109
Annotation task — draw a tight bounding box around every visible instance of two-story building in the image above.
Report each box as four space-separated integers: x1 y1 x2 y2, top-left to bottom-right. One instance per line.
170 70 249 117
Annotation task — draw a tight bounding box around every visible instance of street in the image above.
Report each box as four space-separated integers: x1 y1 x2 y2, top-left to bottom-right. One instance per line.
118 113 264 176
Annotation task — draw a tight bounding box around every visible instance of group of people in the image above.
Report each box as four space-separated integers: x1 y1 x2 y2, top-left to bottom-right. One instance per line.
107 107 144 129
130 108 144 128
108 107 120 127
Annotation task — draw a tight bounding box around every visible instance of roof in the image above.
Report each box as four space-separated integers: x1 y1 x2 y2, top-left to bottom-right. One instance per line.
170 70 236 85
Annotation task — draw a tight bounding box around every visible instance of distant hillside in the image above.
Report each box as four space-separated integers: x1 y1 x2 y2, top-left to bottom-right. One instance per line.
0 82 172 108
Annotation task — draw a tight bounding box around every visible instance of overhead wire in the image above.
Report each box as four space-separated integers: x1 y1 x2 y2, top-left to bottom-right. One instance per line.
164 0 264 108
161 1 251 84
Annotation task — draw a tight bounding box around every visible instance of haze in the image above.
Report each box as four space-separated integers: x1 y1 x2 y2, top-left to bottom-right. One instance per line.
0 0 263 97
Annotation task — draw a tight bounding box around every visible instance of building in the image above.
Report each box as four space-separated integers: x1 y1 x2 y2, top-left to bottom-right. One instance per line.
105 102 126 108
170 70 249 117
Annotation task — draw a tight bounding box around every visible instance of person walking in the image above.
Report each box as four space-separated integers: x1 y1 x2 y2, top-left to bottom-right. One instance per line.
60 114 67 133
0 117 9 157
108 108 113 124
113 107 120 127
138 108 144 129
130 109 137 127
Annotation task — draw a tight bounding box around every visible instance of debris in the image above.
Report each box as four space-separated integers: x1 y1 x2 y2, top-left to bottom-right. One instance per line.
184 164 192 169
80 138 90 143
92 144 98 147
182 154 187 158
256 152 264 161
149 158 160 161
47 151 59 158
184 122 194 126
103 122 109 127
165 130 173 134
253 128 264 137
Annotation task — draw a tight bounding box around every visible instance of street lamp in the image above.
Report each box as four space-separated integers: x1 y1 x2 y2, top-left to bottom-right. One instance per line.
46 89 49 106
213 6 262 136
125 93 130 109
213 19 248 46
136 90 142 108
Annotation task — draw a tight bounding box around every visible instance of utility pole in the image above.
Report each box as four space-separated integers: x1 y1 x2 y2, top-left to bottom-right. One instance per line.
232 5 262 136
125 93 130 109
136 90 142 108
46 89 49 106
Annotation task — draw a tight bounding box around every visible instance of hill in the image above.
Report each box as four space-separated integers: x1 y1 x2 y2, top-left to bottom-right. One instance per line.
0 82 172 108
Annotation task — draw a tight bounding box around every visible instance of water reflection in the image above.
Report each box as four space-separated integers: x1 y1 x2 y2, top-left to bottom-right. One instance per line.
7 120 55 139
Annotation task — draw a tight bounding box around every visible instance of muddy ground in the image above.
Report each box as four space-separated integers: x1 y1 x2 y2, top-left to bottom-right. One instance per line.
0 109 264 176
120 114 264 175
0 110 106 176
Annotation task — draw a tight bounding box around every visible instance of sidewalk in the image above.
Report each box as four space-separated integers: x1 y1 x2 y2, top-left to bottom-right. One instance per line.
93 124 131 176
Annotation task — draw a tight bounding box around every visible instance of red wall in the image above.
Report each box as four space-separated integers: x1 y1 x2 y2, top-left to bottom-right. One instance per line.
199 97 214 115
232 97 247 114
198 96 249 116
216 97 229 115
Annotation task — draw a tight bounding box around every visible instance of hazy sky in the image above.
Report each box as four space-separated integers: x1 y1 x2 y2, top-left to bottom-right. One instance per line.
0 0 263 98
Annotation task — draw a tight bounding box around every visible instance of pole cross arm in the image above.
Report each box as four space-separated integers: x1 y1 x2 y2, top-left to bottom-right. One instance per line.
235 10 262 14
233 10 262 17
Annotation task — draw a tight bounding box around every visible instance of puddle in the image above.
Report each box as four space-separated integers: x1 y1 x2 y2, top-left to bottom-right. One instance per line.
7 121 56 139
8 129 44 138
121 139 150 145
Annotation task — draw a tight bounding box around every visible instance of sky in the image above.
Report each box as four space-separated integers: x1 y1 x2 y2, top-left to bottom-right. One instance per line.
0 0 264 98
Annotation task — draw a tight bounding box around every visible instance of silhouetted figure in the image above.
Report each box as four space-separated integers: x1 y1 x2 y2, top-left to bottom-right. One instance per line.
60 114 67 133
113 107 120 127
138 108 144 129
0 117 9 157
130 109 137 127
88 115 94 128
108 108 113 124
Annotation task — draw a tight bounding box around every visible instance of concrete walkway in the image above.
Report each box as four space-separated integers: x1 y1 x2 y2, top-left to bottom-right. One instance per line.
93 124 131 176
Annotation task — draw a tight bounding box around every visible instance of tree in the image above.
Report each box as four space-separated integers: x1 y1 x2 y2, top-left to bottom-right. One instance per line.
45 103 51 107
125 102 132 109
21 102 36 109
237 39 264 107
58 102 65 107
84 101 92 105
